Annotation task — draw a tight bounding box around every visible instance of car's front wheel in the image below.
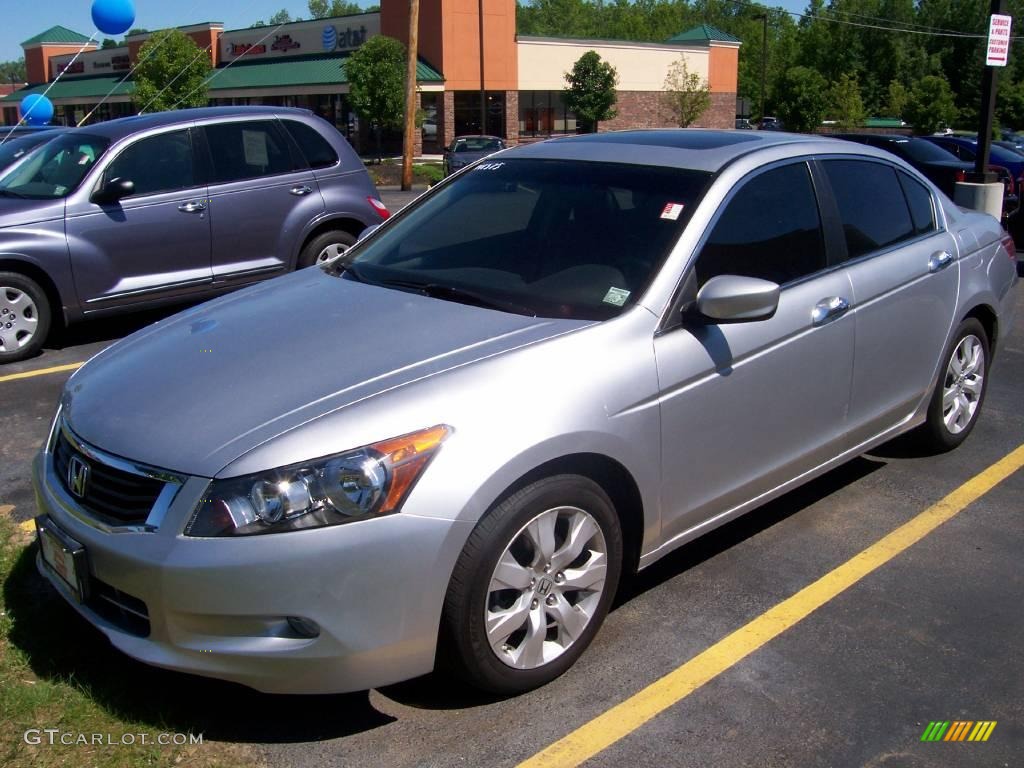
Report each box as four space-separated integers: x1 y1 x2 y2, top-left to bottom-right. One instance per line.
441 474 623 694
0 272 50 364
918 317 990 451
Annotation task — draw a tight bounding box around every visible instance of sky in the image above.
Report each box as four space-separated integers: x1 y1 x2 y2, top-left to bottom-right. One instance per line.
2 0 810 65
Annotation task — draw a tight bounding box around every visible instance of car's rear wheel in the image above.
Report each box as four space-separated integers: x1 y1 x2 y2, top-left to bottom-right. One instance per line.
0 272 50 364
440 474 622 694
298 230 358 268
917 318 989 451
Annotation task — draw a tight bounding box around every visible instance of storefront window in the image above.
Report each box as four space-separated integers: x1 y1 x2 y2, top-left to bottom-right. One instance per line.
421 91 439 153
454 91 505 138
519 91 577 138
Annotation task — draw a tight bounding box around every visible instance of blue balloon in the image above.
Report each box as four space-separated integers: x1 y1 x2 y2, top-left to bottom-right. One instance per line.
20 94 54 125
91 0 136 36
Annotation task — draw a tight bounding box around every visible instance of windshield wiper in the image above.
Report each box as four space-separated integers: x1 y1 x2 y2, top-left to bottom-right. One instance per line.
375 278 534 315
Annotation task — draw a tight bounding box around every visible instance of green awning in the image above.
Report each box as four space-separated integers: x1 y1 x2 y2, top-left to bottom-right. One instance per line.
207 53 443 90
1 75 132 102
2 54 445 103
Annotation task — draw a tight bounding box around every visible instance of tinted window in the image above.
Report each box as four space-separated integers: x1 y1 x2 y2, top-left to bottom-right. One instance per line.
204 121 298 183
696 162 825 287
823 160 915 259
281 119 339 169
104 130 195 197
348 159 710 320
898 171 936 235
896 138 960 163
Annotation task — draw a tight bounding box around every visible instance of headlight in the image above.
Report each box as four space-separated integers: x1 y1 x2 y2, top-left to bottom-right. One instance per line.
184 425 451 537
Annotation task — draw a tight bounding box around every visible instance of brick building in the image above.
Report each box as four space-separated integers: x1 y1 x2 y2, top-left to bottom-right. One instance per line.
2 1 740 151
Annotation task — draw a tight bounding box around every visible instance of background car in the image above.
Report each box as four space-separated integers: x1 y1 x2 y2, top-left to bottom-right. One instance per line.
0 106 388 363
735 118 753 130
921 134 1024 184
832 133 1019 220
443 135 506 176
758 116 783 130
32 130 1017 698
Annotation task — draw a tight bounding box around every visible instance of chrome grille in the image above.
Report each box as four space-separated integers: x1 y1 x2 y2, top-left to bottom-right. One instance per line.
52 430 165 526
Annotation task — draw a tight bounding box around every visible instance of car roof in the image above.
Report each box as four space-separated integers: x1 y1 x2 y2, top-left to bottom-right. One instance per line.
454 135 503 141
72 106 315 141
507 129 845 173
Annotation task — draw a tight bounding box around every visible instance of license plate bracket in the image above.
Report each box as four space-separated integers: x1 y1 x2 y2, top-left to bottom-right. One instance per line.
36 516 89 603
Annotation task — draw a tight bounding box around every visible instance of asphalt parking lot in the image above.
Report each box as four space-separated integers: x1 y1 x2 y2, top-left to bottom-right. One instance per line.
0 204 1021 766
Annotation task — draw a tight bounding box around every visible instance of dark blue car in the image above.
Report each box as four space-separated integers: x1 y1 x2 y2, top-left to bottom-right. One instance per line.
921 135 1024 181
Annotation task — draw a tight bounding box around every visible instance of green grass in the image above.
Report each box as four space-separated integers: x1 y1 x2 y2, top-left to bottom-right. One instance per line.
0 517 252 768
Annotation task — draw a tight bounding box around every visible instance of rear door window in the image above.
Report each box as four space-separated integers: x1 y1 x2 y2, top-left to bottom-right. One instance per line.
897 171 937 235
822 160 916 259
695 162 826 287
203 120 300 183
280 119 339 169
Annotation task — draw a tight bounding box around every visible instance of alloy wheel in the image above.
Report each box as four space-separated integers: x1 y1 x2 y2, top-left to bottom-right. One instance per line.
485 505 608 670
942 334 985 435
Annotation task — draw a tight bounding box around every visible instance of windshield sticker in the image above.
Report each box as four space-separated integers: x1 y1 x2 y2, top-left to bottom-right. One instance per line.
242 130 269 166
603 287 631 307
660 202 685 220
474 162 505 171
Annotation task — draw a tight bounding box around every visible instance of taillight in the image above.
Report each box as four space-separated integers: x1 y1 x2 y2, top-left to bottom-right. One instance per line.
955 169 966 183
1001 233 1016 261
367 197 390 220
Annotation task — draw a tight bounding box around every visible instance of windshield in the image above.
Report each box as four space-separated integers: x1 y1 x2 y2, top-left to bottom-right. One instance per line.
897 138 961 163
0 133 109 199
0 133 60 173
454 137 504 152
345 158 711 320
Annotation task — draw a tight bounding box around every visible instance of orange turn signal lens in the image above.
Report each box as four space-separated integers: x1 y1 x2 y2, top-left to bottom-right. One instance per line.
370 425 452 513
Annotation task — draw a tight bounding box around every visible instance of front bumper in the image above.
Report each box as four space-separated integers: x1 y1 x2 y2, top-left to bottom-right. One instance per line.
32 448 473 694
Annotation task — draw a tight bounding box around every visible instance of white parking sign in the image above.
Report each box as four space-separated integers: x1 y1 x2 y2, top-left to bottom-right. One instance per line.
986 14 1012 67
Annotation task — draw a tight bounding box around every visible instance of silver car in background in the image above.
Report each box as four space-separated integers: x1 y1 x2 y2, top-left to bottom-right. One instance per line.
33 130 1018 695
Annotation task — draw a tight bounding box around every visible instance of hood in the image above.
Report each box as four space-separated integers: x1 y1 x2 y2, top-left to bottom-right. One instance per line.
0 197 65 229
62 268 582 476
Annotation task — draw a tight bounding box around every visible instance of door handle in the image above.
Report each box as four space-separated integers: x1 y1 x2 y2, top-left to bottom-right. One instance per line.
812 296 851 326
290 185 313 196
177 201 206 213
928 250 955 273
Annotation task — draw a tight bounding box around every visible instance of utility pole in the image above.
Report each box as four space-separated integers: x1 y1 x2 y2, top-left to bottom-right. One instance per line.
479 0 486 134
754 13 767 122
401 0 420 191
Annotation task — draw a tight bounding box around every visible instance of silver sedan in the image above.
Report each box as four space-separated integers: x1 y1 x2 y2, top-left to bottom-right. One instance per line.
33 130 1018 694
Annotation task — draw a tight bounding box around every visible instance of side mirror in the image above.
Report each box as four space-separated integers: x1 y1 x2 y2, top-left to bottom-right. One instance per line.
91 177 134 205
357 224 380 243
695 275 780 322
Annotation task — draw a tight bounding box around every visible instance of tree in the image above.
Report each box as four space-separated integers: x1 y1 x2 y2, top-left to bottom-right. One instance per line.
346 35 406 161
126 28 149 36
998 79 1024 131
776 66 828 133
661 56 710 127
886 79 910 120
563 50 618 133
905 75 958 135
101 38 119 49
309 0 364 18
0 58 26 83
269 9 293 24
829 72 865 131
133 29 213 113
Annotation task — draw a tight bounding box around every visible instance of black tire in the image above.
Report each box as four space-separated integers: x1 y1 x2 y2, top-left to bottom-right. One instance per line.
0 272 51 364
916 318 990 452
440 474 623 694
297 230 358 269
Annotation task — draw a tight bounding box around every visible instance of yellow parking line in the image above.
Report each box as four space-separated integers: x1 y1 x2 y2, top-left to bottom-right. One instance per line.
0 362 83 384
19 519 35 533
519 444 1024 768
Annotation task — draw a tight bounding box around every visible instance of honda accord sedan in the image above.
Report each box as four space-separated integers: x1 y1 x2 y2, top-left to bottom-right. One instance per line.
33 130 1018 695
